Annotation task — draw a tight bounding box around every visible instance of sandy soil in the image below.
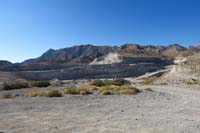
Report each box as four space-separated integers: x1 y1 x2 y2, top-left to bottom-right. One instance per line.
0 85 200 133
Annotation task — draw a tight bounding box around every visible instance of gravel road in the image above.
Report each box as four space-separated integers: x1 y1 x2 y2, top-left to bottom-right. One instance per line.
0 85 200 133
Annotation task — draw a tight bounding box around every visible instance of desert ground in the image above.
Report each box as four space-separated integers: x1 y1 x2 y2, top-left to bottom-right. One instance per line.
1 82 200 133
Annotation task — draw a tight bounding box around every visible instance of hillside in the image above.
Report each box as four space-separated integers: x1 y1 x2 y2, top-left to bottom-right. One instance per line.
0 43 198 81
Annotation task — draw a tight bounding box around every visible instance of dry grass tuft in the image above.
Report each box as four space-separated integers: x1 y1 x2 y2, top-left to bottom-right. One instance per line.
63 87 92 95
45 90 63 97
88 85 99 91
29 90 62 97
79 90 86 95
100 90 113 95
98 85 140 95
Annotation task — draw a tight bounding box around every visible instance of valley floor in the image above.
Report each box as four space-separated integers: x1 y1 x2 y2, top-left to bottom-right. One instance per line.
1 85 200 133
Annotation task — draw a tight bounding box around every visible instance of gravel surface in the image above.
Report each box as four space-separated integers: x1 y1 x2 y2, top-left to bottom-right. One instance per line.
0 85 200 133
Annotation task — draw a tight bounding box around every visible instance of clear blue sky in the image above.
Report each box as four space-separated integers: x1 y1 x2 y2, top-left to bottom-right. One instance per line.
0 0 200 63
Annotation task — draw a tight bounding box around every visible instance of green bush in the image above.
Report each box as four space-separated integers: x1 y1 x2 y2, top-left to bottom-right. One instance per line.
91 79 106 87
145 88 153 91
160 82 167 85
112 78 131 86
30 81 51 87
1 82 29 90
2 92 13 98
91 79 131 87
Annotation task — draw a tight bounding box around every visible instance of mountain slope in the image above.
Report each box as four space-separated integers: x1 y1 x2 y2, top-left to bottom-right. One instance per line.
23 44 119 65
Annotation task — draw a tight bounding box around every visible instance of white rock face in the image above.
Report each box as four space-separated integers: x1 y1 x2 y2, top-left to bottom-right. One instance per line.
174 57 187 64
90 52 122 65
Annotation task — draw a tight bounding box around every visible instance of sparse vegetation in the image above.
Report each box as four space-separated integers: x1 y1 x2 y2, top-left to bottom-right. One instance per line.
88 85 99 91
0 81 51 90
79 90 86 95
25 79 140 98
30 81 51 87
91 79 106 87
92 78 130 87
112 78 131 86
100 90 113 95
160 82 167 85
185 81 193 85
45 90 62 97
1 82 29 90
63 87 92 95
29 91 46 97
185 80 200 86
99 85 140 95
145 88 153 91
29 90 62 97
2 92 13 98
116 86 140 95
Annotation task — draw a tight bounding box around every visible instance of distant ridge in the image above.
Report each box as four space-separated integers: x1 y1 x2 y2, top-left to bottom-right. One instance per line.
0 43 196 71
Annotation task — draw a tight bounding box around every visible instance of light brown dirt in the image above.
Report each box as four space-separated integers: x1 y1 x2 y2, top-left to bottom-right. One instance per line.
0 85 200 133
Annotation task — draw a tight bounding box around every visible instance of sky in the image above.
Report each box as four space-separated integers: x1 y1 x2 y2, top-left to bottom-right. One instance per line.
0 0 200 63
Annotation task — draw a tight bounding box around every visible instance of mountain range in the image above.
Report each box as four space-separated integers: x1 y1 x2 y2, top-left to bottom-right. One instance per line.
0 43 199 80
0 43 197 70
21 43 194 65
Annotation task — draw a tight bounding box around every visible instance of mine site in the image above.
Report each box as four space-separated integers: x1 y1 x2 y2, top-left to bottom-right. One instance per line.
1 44 200 133
1 0 200 133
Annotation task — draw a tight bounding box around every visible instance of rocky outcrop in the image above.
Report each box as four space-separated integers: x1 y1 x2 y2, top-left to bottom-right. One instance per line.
90 53 122 65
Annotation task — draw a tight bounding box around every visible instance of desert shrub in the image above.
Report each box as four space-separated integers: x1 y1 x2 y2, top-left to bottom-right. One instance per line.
29 91 47 97
120 89 137 95
63 87 92 95
29 90 62 97
112 78 131 86
99 85 140 95
196 81 200 86
63 87 80 95
29 91 40 97
88 86 99 91
103 80 113 86
100 90 113 95
91 79 106 87
160 82 167 85
80 90 86 95
99 86 115 93
115 86 140 95
145 88 153 91
2 92 13 98
30 81 51 87
185 80 200 86
1 82 29 90
45 90 62 97
185 81 193 85
91 79 131 87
